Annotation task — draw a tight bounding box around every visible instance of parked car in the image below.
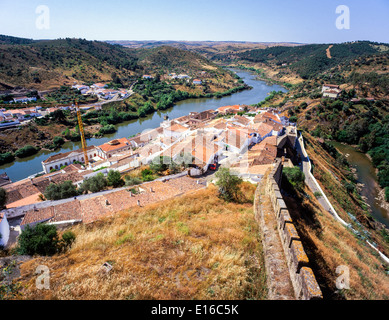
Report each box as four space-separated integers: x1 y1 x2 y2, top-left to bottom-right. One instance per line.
209 163 217 171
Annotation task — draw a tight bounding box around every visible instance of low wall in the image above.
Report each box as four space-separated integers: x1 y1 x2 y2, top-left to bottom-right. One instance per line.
266 158 323 300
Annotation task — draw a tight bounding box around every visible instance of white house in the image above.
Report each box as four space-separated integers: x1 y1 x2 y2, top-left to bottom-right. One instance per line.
12 96 37 103
42 146 98 173
0 212 10 248
323 89 341 99
164 123 190 139
97 138 133 160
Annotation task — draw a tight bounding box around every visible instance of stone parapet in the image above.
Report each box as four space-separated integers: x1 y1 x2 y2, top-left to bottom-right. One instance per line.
265 158 323 300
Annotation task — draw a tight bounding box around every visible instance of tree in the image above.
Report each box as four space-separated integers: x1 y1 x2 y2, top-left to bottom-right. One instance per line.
283 167 305 190
44 181 78 201
107 170 124 188
79 173 107 194
17 224 76 256
215 168 243 202
0 188 7 209
53 136 65 147
49 109 67 124
17 224 59 256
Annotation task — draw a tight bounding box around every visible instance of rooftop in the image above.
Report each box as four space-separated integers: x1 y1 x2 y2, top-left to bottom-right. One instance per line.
99 138 131 153
43 146 96 164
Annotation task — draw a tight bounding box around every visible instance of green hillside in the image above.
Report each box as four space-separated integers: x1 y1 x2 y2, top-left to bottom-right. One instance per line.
234 41 389 79
0 37 140 89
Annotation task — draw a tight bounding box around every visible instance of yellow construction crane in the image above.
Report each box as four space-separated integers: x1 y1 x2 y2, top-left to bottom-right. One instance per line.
75 102 89 167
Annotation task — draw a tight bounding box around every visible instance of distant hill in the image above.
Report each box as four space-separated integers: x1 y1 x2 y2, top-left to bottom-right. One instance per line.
234 41 389 79
134 45 222 75
0 36 240 91
0 34 36 45
0 37 141 90
108 40 303 61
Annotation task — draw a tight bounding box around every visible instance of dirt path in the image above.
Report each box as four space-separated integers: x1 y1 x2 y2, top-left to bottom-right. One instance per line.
326 45 333 59
254 182 295 300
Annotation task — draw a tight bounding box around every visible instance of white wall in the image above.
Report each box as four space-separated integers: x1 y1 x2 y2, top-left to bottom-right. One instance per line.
42 149 97 173
0 214 10 247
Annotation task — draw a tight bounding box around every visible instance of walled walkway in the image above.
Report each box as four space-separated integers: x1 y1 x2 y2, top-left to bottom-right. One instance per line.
254 179 295 300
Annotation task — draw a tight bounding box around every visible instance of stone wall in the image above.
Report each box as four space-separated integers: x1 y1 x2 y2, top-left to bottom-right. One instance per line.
266 158 323 300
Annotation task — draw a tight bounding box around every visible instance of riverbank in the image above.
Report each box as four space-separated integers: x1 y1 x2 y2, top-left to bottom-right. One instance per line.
228 64 295 90
330 141 389 227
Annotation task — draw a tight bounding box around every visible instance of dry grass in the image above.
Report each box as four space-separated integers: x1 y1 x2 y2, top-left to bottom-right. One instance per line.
288 187 389 300
17 183 267 300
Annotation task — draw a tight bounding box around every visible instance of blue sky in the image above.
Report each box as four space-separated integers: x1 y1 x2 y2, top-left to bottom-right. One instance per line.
0 0 388 43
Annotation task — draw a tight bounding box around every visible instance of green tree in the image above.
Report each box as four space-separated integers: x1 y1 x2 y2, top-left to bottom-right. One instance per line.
44 181 78 201
107 170 124 188
79 173 107 194
141 169 155 182
215 168 243 202
17 224 59 256
283 167 305 191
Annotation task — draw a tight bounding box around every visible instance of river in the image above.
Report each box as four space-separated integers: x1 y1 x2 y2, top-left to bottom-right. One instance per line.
0 69 287 182
330 141 389 227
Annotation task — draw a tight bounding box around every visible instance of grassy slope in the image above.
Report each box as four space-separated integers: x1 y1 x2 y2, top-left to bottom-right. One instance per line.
284 182 389 300
17 183 267 300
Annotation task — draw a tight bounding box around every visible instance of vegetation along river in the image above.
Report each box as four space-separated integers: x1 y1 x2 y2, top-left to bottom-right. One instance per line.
0 69 287 182
331 141 389 227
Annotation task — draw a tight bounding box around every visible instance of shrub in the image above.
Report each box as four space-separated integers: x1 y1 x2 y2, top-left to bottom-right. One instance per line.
0 152 15 165
99 124 116 135
60 231 76 251
15 145 38 158
314 191 323 198
215 168 243 202
150 156 170 173
124 176 142 187
53 136 65 146
141 169 155 182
